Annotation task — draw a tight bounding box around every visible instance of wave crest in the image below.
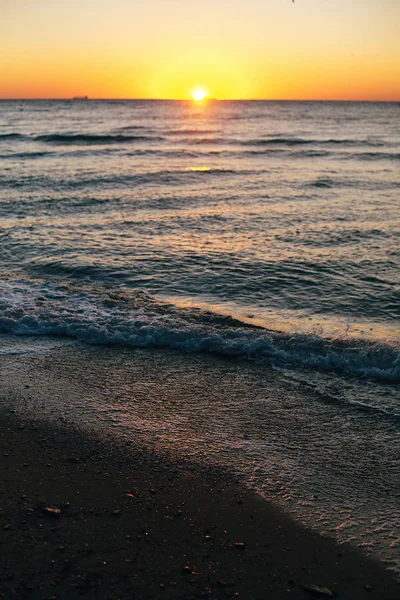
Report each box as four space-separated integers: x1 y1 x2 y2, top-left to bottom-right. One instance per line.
0 280 399 384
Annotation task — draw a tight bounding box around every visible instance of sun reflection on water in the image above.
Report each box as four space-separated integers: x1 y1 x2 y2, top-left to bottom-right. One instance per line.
187 166 211 172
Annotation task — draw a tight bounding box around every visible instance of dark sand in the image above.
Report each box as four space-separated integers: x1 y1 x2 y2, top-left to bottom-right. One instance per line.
0 411 398 600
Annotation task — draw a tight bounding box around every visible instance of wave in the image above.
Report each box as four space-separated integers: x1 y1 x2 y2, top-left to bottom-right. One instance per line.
164 128 218 136
0 133 26 141
311 178 334 188
0 167 246 192
240 147 400 161
35 133 164 144
243 137 329 146
181 136 395 155
357 151 400 161
0 280 399 384
45 167 249 189
242 137 387 147
0 151 51 160
112 125 148 132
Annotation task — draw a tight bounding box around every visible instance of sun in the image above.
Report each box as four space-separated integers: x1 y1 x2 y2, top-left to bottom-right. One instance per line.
192 87 207 102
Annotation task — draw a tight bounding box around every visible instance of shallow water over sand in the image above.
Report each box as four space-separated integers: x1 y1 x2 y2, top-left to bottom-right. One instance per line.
1 336 399 573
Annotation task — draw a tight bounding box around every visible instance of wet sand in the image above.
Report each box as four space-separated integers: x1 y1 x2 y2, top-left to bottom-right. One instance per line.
0 409 398 600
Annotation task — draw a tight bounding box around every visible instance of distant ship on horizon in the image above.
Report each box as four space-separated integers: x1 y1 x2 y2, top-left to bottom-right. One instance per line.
72 96 89 100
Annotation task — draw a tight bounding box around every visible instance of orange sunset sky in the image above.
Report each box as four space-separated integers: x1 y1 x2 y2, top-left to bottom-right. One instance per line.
1 0 399 101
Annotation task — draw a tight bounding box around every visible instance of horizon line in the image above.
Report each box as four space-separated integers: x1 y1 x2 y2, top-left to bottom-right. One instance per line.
0 97 399 103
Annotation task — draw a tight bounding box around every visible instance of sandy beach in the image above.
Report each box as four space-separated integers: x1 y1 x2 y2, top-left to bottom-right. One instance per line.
0 336 399 599
1 411 399 600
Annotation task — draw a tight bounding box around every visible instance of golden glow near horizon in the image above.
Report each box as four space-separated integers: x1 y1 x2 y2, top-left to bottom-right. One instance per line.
1 0 399 101
192 88 208 102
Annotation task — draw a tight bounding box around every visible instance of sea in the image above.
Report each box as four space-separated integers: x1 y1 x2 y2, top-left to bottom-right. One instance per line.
0 100 399 569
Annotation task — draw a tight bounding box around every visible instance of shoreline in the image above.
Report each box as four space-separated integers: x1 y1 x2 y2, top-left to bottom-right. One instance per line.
0 410 399 600
0 333 399 598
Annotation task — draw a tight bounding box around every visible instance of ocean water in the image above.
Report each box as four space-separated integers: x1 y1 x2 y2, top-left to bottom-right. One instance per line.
0 100 399 379
0 100 399 567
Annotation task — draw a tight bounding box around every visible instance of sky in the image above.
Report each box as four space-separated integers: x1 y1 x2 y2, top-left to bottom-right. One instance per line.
1 0 399 100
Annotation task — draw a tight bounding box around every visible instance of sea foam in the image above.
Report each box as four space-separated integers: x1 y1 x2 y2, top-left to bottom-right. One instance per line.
0 280 399 384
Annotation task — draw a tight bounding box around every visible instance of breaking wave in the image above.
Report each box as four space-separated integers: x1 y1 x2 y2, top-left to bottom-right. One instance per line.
0 280 399 384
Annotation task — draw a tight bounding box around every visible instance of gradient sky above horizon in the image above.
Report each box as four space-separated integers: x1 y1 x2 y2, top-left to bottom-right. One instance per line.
1 0 399 101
